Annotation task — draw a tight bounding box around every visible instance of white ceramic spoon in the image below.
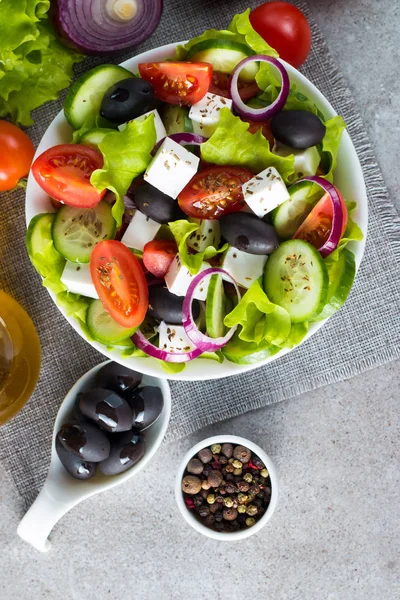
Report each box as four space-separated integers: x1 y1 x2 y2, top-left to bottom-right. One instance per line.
17 360 171 552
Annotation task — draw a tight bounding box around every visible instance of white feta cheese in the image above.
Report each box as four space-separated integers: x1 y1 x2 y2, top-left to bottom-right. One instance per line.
118 109 167 143
272 142 321 180
121 210 161 252
221 246 267 289
164 254 211 301
189 92 232 138
242 166 290 217
187 218 221 253
60 262 99 299
144 137 199 199
157 321 195 354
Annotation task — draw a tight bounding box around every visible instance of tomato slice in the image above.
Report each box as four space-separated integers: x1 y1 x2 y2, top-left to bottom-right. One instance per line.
143 240 178 279
293 191 348 249
138 62 213 106
178 166 253 220
32 144 105 208
209 71 260 103
90 241 148 329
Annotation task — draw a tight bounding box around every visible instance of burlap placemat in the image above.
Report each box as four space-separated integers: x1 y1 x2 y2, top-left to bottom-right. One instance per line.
0 0 399 507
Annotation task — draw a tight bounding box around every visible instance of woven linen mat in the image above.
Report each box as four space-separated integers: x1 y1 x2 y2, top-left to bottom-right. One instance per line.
0 0 399 508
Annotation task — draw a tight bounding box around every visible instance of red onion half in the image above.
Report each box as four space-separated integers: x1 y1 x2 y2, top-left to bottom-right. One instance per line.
51 0 163 55
230 55 290 122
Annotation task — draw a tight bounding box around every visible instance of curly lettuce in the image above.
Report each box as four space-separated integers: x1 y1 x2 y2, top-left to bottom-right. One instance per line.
168 220 228 275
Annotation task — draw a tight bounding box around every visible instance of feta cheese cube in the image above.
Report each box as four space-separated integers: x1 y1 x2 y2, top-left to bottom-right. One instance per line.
119 109 167 143
189 92 232 138
144 137 199 199
272 142 321 180
164 254 210 301
221 246 267 289
157 321 195 354
187 218 221 253
121 210 161 252
242 166 290 217
60 262 99 299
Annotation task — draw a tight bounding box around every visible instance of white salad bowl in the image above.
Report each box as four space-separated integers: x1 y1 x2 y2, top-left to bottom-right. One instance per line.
25 42 368 381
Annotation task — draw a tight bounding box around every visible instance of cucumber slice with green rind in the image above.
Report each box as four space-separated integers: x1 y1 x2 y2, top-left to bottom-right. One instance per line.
206 274 226 338
26 212 66 276
312 248 356 321
160 105 193 135
264 239 329 323
271 181 323 240
52 201 116 264
187 39 257 82
64 65 134 129
80 128 114 148
86 299 137 344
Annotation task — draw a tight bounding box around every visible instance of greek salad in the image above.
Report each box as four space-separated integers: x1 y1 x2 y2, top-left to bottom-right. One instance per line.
26 10 363 374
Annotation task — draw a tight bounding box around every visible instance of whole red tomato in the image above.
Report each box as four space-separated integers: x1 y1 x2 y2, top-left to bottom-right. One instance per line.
0 121 35 192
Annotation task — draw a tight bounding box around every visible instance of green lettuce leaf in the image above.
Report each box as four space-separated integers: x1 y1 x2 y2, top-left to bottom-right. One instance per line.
201 109 295 180
55 291 90 323
324 213 363 265
320 116 346 182
221 334 281 364
169 220 228 275
158 360 186 374
27 214 67 294
276 322 309 349
224 279 291 346
91 115 157 227
176 9 278 60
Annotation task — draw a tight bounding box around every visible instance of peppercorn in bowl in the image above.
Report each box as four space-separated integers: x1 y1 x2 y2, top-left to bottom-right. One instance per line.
176 435 278 540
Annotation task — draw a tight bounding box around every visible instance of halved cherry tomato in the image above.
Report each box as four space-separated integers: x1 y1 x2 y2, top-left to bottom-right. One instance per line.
178 166 253 220
138 62 213 106
143 240 178 279
294 191 348 249
90 240 148 328
32 144 105 208
0 121 35 192
209 71 260 103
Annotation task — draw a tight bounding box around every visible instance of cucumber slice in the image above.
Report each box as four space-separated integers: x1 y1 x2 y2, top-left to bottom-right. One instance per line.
313 249 356 321
87 299 137 344
271 181 323 240
187 39 257 82
206 274 226 338
160 105 193 135
64 65 134 129
80 128 114 148
52 201 116 263
26 212 66 276
264 240 329 323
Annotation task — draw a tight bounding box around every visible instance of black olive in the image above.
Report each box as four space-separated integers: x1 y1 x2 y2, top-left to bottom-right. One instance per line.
271 110 326 149
57 421 110 462
100 78 158 124
130 183 186 224
78 389 133 433
148 285 200 324
55 437 96 480
127 385 164 430
95 362 142 398
220 213 279 255
99 429 145 476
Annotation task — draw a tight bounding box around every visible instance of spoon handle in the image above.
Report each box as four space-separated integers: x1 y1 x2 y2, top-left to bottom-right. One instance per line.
17 479 75 552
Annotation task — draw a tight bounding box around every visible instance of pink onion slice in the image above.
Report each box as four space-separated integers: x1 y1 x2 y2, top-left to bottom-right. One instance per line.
296 176 344 258
229 55 290 122
132 329 203 363
182 267 241 352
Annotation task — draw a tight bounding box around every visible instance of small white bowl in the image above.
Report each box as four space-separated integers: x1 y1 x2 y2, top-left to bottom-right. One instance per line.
175 435 279 540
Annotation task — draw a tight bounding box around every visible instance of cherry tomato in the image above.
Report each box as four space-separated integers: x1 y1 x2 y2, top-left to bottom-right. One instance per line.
178 166 253 220
90 240 148 329
138 62 213 106
209 71 260 102
143 240 178 279
293 191 348 249
250 2 312 68
0 121 35 192
32 144 105 208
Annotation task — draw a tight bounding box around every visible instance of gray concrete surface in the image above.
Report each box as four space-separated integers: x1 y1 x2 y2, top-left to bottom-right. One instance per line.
1 1 399 598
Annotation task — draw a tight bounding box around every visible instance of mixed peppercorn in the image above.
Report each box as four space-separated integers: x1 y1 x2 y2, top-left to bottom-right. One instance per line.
181 442 271 533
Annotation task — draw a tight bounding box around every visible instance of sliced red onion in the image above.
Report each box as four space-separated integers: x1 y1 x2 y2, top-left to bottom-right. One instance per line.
296 176 344 258
51 0 163 55
154 132 207 154
132 329 203 363
182 268 241 352
230 55 290 122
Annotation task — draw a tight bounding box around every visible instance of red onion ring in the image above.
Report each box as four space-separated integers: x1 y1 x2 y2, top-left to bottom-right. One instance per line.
154 132 207 154
182 267 241 352
229 55 290 122
296 176 344 258
132 329 203 363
